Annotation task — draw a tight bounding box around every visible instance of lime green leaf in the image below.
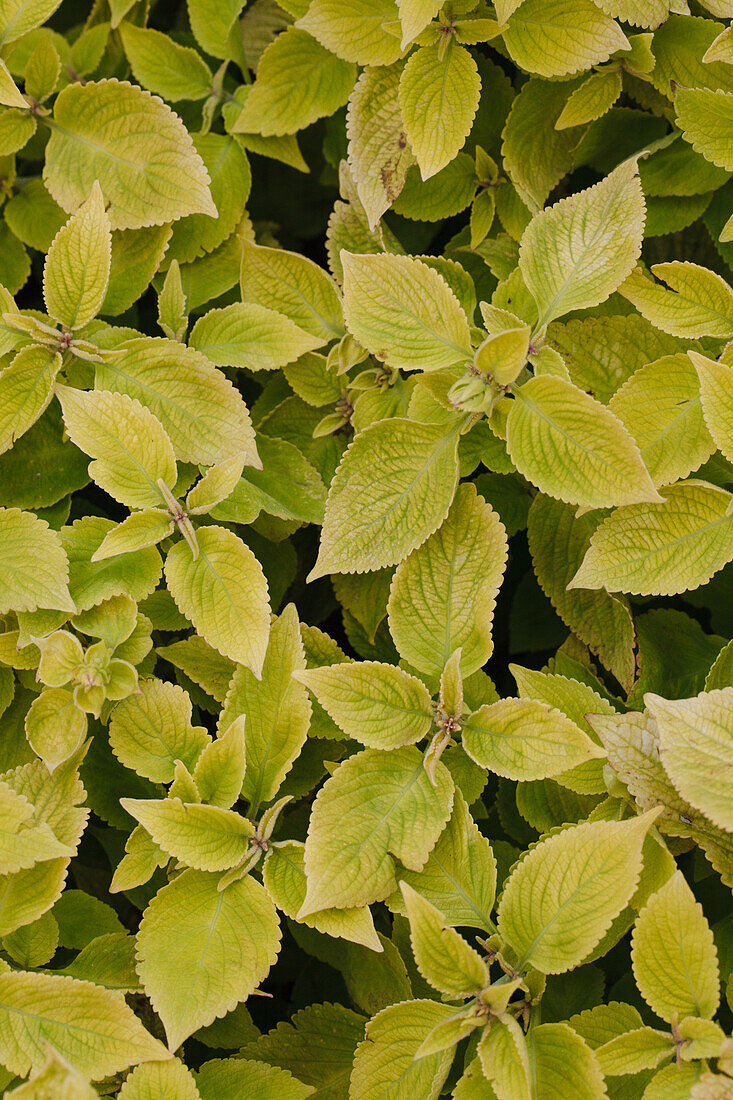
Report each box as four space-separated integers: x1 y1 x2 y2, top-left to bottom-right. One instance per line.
397 0 442 47
391 791 496 932
497 810 661 973
608 355 716 488
119 23 212 101
646 688 733 833
219 603 311 809
136 868 280 1050
619 262 733 339
502 78 581 212
193 717 246 810
310 418 460 579
232 28 356 136
555 69 622 130
189 302 322 370
118 1058 201 1100
301 745 454 913
350 1000 455 1100
109 677 210 784
527 495 636 691
103 224 173 317
110 826 167 894
0 345 62 456
295 660 433 749
401 882 488 996
5 1046 97 1098
0 777 73 873
676 87 733 172
0 0 64 44
347 61 414 230
507 376 661 509
632 870 720 1022
595 0 668 27
297 0 402 66
45 79 216 230
527 1022 607 1099
240 239 344 341
342 252 471 370
25 688 86 773
503 0 629 78
689 351 733 463
478 1015 531 1100
186 456 245 516
569 481 733 597
96 337 259 467
0 971 169 1078
91 510 174 562
399 41 479 180
121 797 254 871
210 434 326 526
196 1057 314 1100
43 181 111 330
388 483 508 679
595 1028 673 1076
165 525 270 676
56 385 176 510
462 697 604 782
0 507 74 614
519 159 645 326
187 0 245 59
263 840 382 951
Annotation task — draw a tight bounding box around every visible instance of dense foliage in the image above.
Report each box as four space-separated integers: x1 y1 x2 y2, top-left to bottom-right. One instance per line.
0 0 731 1095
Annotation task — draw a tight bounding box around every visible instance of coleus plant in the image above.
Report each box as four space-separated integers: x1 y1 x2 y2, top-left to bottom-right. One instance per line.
0 0 730 1097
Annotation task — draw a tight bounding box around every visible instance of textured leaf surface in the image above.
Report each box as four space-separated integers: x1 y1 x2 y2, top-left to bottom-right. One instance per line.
311 418 460 579
342 252 471 371
391 791 496 932
401 883 488 996
118 1058 201 1100
301 746 454 913
0 508 74 615
646 689 733 833
0 346 62 457
165 525 270 675
347 63 413 229
462 697 604 782
676 87 733 172
503 0 628 78
399 42 480 179
119 23 212 102
295 661 432 750
632 871 719 1022
121 797 254 871
519 160 644 326
57 385 176 510
527 1022 607 1100
497 811 659 973
350 1000 454 1100
690 351 733 463
297 0 401 67
43 181 111 329
219 603 311 809
507 375 661 509
232 28 356 136
570 481 733 597
0 971 168 1078
619 262 733 340
45 79 215 229
262 840 381 951
136 868 280 1050
240 240 344 341
96 337 258 467
189 302 322 371
388 484 508 679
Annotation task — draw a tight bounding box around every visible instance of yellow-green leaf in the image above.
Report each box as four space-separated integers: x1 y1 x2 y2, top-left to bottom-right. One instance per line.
507 375 661 509
43 181 111 329
0 507 74 615
631 871 720 1022
120 797 254 871
689 350 733 463
44 79 216 230
0 345 62 456
398 41 480 179
503 0 629 78
401 882 488 997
